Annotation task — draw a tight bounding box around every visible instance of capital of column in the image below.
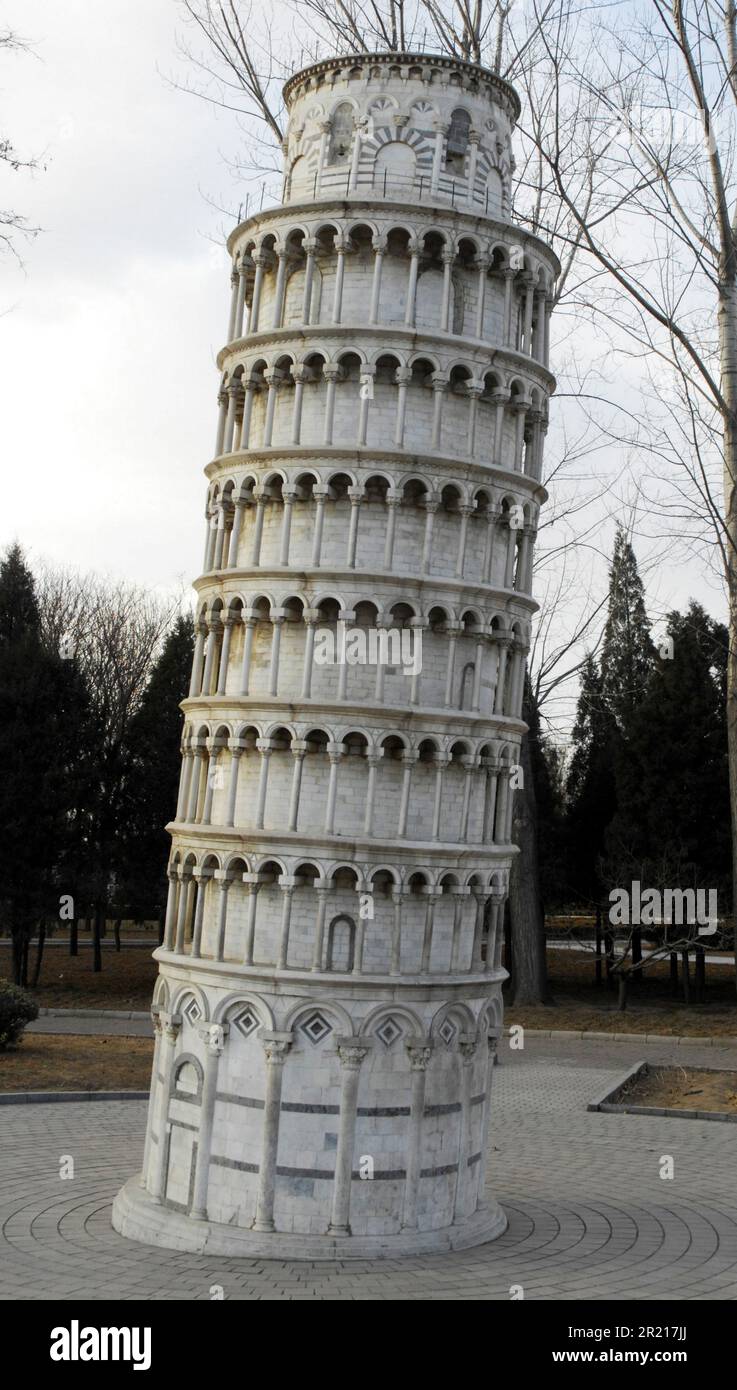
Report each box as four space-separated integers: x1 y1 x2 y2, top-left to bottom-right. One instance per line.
336 1037 373 1070
260 1031 293 1065
406 1038 434 1071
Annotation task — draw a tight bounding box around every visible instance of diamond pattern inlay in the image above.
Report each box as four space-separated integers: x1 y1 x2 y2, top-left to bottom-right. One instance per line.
301 1012 332 1044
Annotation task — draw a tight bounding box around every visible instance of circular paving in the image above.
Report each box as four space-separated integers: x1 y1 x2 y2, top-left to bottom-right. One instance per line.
2 1044 737 1300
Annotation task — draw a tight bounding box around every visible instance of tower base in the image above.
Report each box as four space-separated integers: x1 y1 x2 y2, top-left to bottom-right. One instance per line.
112 1176 507 1260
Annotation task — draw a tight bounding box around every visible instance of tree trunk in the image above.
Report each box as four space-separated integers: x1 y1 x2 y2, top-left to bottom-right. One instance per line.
157 907 165 948
31 920 46 988
718 293 737 994
69 917 79 957
113 918 122 952
93 904 104 974
508 730 551 1005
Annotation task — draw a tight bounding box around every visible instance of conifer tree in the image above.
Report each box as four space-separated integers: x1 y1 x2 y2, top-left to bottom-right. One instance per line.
599 525 655 733
112 616 194 921
0 545 88 983
565 654 618 903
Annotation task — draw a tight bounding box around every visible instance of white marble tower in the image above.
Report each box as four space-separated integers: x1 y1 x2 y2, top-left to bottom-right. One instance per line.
113 49 557 1258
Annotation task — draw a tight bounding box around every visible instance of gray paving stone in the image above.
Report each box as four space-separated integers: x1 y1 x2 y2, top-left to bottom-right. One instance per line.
0 1035 735 1300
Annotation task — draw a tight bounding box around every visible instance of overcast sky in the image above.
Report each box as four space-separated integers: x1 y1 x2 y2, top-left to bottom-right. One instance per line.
0 0 243 593
0 1 726 731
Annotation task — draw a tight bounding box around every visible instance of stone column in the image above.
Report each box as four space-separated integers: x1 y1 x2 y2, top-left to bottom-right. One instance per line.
357 365 375 446
369 235 386 323
475 256 489 336
324 743 344 835
328 1040 372 1234
215 615 234 695
255 739 273 828
141 1010 162 1186
213 873 232 961
467 384 482 457
493 636 510 715
226 265 239 341
390 887 404 976
190 868 212 958
397 749 418 838
311 881 332 970
456 502 474 577
190 1021 229 1220
248 253 268 334
421 497 439 574
301 238 317 323
149 1012 181 1203
432 752 450 840
393 366 411 446
262 371 281 447
444 624 461 708
453 1035 477 1218
175 873 196 952
364 751 382 835
346 488 362 567
482 760 499 843
234 260 249 338
421 889 441 972
279 487 296 565
288 741 307 830
503 267 516 346
186 747 204 824
239 614 257 694
271 248 289 330
460 755 477 840
323 364 340 444
253 1033 293 1231
404 240 421 327
214 390 228 457
332 234 349 323
202 740 223 825
311 487 328 566
240 376 258 450
300 612 318 698
402 1041 433 1228
450 887 470 971
175 746 193 821
223 381 240 452
383 493 400 569
440 249 454 332
242 875 262 965
495 769 510 846
276 877 296 969
268 611 285 695
162 870 179 951
431 374 448 450
228 500 246 568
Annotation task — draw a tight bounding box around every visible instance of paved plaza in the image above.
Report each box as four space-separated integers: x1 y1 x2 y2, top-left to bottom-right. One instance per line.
2 1036 736 1300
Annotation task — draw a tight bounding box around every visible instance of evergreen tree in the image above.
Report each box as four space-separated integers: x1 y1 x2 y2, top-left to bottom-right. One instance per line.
600 525 655 732
0 545 88 983
565 654 618 902
112 616 194 920
605 603 730 901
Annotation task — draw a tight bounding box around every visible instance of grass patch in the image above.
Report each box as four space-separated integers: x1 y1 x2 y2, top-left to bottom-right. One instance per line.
0 1033 154 1092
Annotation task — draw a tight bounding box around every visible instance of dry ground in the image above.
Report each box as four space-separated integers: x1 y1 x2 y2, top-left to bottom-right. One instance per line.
0 942 157 1010
619 1064 737 1114
0 1034 154 1091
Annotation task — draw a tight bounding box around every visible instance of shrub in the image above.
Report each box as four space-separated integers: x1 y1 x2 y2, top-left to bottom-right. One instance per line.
0 980 39 1050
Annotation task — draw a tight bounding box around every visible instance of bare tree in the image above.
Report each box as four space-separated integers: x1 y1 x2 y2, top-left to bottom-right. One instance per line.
36 568 181 969
1 28 41 260
518 0 737 983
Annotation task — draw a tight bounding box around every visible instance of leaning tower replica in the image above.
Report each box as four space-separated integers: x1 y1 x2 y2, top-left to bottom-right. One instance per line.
114 51 557 1257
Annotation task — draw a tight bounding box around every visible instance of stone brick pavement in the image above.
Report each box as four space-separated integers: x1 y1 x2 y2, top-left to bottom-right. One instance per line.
1 1036 736 1300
